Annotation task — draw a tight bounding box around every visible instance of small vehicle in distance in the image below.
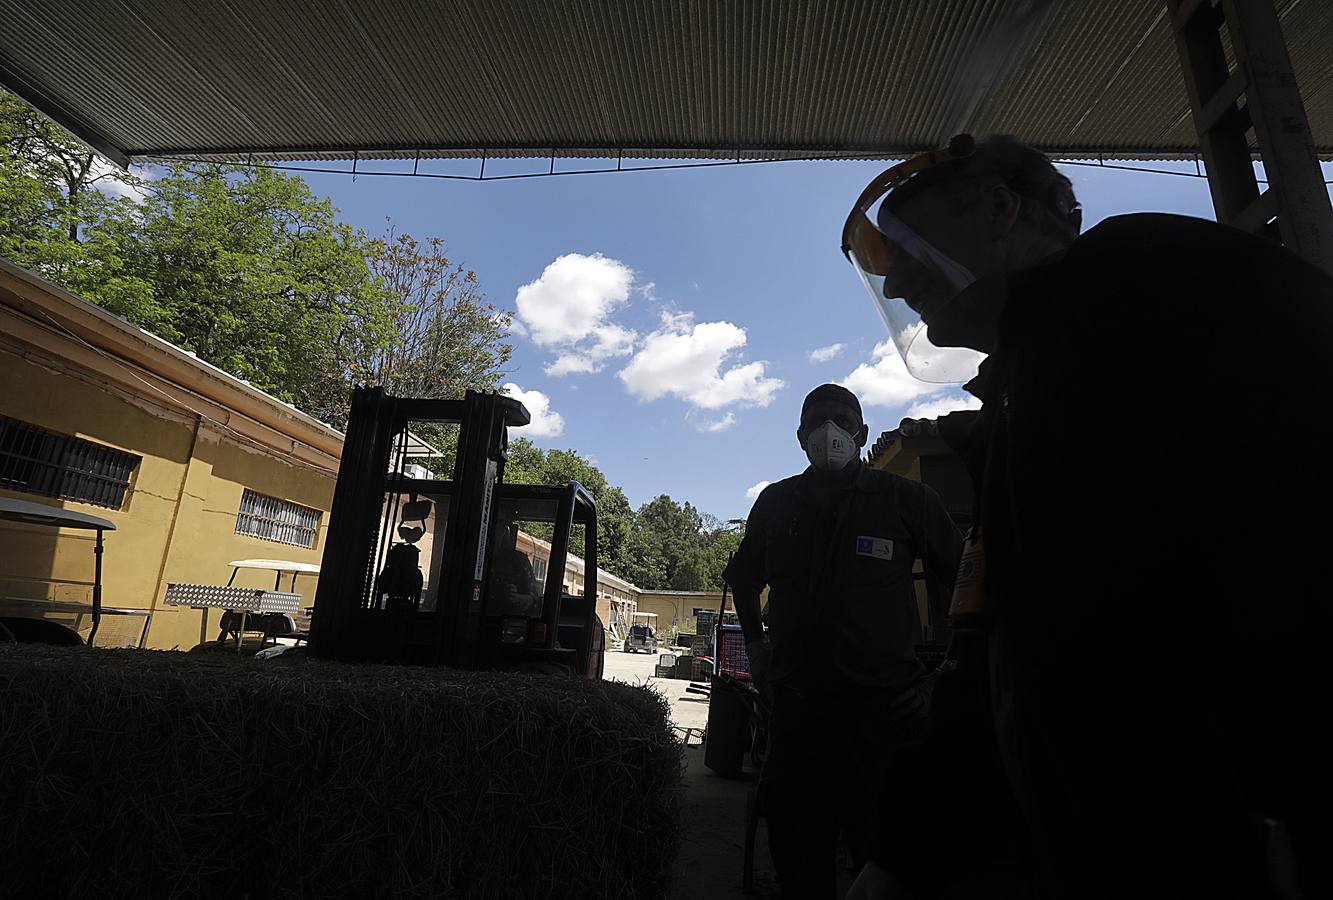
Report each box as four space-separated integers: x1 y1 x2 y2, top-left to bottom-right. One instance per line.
623 612 659 654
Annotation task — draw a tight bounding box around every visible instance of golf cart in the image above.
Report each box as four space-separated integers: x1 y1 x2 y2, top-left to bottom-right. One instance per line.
0 496 143 646
164 558 319 654
624 611 659 654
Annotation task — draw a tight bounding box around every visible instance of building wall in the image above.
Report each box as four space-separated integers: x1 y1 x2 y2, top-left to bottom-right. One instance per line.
0 350 333 650
635 591 724 635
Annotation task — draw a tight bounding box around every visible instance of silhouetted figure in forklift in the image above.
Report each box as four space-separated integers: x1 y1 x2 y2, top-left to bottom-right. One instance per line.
375 499 430 614
841 135 1333 899
488 512 541 619
724 383 962 899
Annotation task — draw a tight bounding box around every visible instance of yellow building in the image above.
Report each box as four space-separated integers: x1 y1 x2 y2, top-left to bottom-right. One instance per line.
866 416 973 639
0 258 339 650
635 590 725 635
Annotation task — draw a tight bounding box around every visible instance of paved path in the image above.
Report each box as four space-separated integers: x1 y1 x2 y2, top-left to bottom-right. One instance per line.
603 647 710 740
603 648 780 898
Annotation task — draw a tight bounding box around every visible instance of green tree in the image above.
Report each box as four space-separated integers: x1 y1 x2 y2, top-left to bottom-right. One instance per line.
700 518 745 592
356 228 512 418
116 162 395 421
634 495 711 590
1 90 513 435
0 92 149 310
500 438 639 586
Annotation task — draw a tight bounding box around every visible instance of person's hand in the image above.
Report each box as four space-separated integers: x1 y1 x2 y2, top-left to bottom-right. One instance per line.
888 667 941 724
846 862 919 900
746 637 773 700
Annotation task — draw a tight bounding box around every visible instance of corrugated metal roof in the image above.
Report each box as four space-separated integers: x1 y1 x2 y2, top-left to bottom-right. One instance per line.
2 0 1331 166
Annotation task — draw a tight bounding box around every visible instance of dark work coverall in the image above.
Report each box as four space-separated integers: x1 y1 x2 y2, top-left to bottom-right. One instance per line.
874 213 1333 899
724 463 961 898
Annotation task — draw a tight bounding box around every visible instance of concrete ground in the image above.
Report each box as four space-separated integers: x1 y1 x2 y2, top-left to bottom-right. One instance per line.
603 647 781 898
602 646 711 737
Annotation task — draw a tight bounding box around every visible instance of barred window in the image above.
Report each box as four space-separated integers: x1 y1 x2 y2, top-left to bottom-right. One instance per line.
0 415 139 509
235 489 320 549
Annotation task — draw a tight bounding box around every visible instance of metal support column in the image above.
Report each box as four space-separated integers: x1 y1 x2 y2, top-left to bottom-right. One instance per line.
89 528 104 647
1168 0 1333 274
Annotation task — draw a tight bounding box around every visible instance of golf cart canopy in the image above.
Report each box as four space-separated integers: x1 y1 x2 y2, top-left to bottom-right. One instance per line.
0 496 116 531
3 0 1333 168
228 559 321 574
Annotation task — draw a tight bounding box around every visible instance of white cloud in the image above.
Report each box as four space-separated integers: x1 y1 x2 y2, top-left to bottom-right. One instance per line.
88 159 152 203
702 413 737 433
514 254 640 376
618 313 784 411
515 253 632 346
808 343 846 364
501 383 565 438
839 342 938 409
544 353 599 377
591 323 637 356
905 394 982 420
746 480 771 499
543 323 637 376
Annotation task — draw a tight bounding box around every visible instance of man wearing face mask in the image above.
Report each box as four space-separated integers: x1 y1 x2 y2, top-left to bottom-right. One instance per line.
842 136 1333 899
723 383 962 898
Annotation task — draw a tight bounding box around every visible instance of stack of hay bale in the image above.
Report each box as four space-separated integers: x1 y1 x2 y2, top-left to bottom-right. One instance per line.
0 645 681 899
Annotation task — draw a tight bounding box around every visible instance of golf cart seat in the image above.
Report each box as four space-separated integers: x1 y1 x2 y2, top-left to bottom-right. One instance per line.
218 610 297 645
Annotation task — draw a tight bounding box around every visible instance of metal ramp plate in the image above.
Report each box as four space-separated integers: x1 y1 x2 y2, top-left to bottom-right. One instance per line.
164 583 301 614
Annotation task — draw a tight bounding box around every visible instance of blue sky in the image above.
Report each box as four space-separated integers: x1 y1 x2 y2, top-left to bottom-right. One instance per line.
290 156 1222 521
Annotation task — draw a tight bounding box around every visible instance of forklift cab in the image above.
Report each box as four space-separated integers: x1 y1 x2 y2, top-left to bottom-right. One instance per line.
483 484 605 679
311 388 604 679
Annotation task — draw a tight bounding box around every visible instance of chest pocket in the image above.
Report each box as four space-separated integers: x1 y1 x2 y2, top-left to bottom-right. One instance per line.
849 532 912 580
844 499 914 588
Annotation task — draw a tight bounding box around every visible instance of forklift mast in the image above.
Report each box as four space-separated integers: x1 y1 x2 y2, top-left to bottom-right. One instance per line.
310 387 601 672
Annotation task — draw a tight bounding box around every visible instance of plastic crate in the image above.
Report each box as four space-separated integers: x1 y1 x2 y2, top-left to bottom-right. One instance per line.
695 610 718 636
715 624 752 681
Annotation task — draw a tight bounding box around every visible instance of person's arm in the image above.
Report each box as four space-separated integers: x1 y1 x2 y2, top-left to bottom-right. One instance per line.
722 492 769 646
733 588 764 646
916 482 963 625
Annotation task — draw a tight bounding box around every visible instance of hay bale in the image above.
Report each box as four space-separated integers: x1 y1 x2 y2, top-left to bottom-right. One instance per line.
0 645 681 899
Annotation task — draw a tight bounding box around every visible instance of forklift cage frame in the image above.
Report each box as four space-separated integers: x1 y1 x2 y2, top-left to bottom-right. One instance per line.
310 387 599 671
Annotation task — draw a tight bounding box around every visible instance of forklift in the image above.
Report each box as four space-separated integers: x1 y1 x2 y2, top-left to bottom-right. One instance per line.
310 387 604 679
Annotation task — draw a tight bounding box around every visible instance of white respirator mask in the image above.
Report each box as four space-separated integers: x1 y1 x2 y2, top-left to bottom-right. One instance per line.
805 420 859 472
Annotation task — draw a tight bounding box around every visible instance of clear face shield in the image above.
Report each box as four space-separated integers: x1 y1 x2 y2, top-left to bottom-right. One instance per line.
842 136 989 384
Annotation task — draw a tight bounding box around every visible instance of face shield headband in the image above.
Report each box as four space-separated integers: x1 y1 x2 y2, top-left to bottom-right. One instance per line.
841 135 988 384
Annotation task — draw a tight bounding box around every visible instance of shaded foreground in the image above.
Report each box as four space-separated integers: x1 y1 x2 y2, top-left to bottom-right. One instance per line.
0 645 680 899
